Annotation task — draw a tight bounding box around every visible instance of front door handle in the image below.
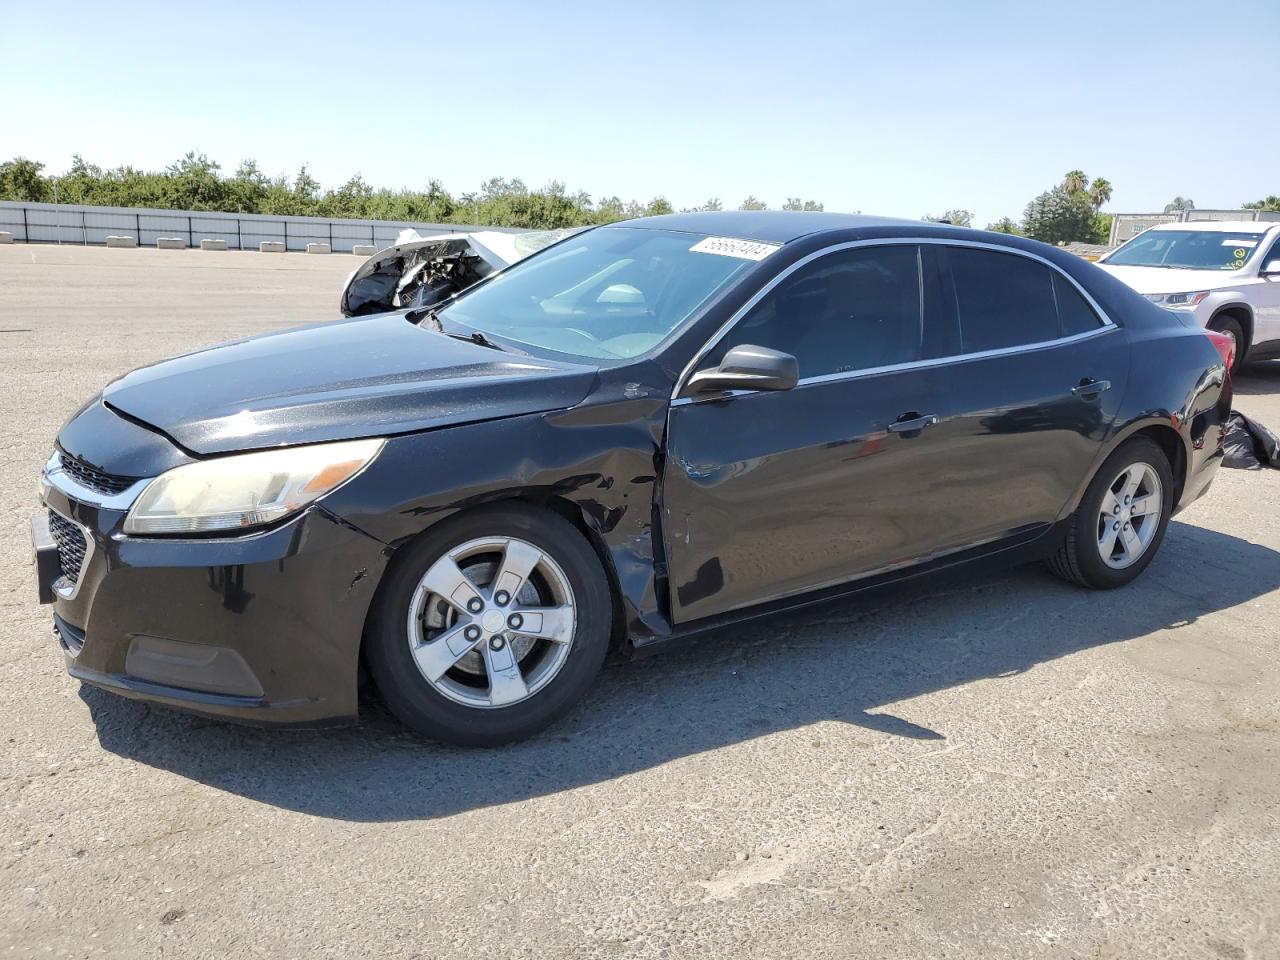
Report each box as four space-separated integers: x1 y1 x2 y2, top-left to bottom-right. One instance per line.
1072 378 1112 400
886 413 939 434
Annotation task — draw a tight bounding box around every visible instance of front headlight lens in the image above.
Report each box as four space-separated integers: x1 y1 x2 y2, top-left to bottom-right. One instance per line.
1145 291 1210 306
123 438 384 535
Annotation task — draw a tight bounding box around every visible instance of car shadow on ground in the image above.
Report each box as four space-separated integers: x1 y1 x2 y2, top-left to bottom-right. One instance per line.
83 520 1280 822
1232 359 1280 396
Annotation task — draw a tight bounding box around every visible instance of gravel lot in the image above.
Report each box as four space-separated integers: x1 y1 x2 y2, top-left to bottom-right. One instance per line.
2 244 1279 959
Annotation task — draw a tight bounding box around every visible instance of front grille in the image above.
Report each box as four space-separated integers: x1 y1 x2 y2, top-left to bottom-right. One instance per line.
57 452 137 496
48 511 87 586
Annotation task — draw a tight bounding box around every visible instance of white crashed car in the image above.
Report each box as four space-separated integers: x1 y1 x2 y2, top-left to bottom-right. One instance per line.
1096 221 1280 372
340 227 581 317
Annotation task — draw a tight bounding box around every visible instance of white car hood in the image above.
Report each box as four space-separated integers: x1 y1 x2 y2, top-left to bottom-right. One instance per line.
1097 263 1240 295
339 227 581 316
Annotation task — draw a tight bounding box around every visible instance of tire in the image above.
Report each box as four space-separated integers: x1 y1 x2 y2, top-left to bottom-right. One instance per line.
1047 436 1175 590
365 504 611 746
1209 314 1246 375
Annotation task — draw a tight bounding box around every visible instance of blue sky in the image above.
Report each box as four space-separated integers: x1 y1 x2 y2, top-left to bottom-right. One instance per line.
5 0 1278 226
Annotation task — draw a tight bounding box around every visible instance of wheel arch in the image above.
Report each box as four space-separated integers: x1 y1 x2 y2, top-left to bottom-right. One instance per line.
1208 302 1254 356
1065 419 1189 518
357 494 630 685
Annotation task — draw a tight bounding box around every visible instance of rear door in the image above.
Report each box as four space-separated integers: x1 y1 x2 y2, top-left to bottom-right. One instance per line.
921 244 1129 549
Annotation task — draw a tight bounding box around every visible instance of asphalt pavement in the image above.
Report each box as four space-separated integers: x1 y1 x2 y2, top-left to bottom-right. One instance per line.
2 244 1278 959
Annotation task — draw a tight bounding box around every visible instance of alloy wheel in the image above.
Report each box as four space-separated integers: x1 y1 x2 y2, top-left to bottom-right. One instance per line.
405 537 577 709
1096 461 1163 570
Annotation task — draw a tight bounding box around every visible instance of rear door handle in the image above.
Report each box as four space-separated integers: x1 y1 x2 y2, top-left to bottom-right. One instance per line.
887 414 939 434
1072 378 1112 400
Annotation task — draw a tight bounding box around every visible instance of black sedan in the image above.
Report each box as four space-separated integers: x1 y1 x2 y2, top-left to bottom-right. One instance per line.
33 213 1232 745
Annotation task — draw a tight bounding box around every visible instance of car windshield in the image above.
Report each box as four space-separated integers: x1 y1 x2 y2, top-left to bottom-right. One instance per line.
436 227 764 360
1104 230 1266 270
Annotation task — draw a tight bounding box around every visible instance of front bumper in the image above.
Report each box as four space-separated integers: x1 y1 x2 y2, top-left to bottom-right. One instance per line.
37 474 390 726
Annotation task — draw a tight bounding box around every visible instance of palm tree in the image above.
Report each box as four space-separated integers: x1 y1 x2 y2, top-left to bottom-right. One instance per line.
1089 177 1113 211
1063 170 1088 195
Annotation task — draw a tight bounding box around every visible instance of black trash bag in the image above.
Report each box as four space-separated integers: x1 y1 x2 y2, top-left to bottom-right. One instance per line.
1222 410 1280 470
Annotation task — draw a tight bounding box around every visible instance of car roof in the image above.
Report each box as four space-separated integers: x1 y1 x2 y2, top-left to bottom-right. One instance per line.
1148 220 1278 233
616 211 925 244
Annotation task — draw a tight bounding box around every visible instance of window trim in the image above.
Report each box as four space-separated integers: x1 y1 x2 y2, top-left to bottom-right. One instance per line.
672 237 1117 403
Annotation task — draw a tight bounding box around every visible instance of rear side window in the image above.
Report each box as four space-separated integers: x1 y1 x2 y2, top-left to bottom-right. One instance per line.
1053 273 1103 336
948 248 1059 352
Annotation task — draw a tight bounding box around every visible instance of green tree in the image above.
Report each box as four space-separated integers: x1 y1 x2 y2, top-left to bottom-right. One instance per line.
985 217 1021 235
738 195 767 211
1063 170 1088 195
1164 196 1195 213
0 157 49 201
782 198 824 211
923 209 973 227
1091 213 1113 245
1243 195 1280 211
1022 186 1096 244
1088 177 1112 211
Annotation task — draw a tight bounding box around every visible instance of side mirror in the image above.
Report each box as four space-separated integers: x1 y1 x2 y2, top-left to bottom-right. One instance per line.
685 344 799 395
1262 259 1280 276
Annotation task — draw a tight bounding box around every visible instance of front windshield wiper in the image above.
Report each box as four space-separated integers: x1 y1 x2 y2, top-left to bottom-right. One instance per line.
407 307 509 352
452 329 504 351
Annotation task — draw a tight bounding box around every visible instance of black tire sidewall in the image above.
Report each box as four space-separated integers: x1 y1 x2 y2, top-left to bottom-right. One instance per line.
365 506 611 746
1209 315 1245 373
1071 437 1175 588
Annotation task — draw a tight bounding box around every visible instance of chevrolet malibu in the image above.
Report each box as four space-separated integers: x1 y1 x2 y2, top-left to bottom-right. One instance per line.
33 213 1233 746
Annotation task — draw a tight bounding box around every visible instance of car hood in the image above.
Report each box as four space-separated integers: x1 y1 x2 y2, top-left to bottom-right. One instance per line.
340 227 583 317
1096 263 1241 295
103 314 598 455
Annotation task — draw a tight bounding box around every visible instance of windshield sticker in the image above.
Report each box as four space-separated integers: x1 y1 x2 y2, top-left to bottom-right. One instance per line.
690 236 781 260
1233 249 1247 260
1221 238 1258 248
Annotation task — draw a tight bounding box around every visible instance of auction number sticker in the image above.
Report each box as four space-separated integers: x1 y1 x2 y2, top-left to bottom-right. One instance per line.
690 236 781 260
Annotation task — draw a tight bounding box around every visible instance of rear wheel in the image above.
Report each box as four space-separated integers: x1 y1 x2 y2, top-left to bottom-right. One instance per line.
366 505 611 746
1209 314 1246 375
1047 436 1174 589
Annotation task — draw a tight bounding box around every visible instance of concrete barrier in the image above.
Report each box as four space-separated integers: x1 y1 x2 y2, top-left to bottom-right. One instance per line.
199 239 228 251
156 237 186 250
259 241 286 253
105 235 137 248
0 231 13 244
351 244 377 257
305 242 332 255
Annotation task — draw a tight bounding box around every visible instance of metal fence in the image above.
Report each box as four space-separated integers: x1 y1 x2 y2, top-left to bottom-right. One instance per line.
0 201 523 252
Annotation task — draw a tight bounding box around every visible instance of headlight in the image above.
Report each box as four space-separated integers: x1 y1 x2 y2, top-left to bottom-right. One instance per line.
123 438 384 535
1145 291 1210 306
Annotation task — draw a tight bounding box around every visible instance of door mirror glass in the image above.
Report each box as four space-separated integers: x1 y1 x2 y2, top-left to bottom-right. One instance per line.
686 344 799 395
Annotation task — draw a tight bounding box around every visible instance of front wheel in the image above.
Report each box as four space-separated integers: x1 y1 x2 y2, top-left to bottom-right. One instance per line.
1047 436 1174 589
1209 315 1246 375
365 505 612 746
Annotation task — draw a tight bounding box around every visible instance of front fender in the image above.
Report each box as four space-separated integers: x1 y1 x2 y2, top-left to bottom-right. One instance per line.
319 397 674 644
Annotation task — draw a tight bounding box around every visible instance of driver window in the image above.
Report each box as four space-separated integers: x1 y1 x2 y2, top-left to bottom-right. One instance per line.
709 245 923 379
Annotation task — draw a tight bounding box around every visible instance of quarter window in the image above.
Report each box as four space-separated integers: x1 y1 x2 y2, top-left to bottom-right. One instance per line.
710 245 922 378
1053 272 1104 336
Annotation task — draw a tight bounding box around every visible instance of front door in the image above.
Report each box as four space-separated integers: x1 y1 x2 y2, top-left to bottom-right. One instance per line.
663 243 948 624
